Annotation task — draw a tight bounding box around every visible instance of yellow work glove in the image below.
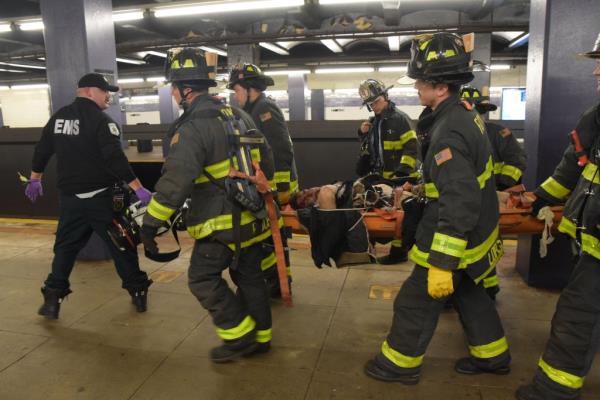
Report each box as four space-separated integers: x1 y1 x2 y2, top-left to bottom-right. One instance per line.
427 266 454 299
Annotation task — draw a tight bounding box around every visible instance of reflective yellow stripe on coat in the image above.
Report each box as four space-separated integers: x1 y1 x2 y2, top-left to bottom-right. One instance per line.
409 226 501 274
147 198 176 221
425 156 493 199
539 177 571 201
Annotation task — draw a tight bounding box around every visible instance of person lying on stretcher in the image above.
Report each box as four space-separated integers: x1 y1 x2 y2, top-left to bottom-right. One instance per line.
288 176 534 270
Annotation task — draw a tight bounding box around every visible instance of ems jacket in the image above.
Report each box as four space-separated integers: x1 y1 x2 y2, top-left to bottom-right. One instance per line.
144 95 275 249
536 102 600 260
244 93 298 203
486 121 527 189
410 95 503 283
31 97 136 194
356 102 418 179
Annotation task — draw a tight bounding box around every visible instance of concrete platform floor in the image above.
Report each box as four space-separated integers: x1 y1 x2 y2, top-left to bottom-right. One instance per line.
0 221 599 400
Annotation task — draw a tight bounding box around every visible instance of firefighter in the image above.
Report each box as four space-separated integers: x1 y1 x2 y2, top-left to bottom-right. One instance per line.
516 33 600 400
25 73 153 319
460 85 527 190
227 63 296 296
356 78 419 264
364 32 510 384
141 48 276 362
460 85 527 299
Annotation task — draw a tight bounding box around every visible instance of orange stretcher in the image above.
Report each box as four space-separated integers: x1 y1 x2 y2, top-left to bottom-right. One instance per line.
282 201 564 239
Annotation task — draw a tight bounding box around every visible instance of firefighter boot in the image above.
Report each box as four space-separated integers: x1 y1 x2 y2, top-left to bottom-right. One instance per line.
455 357 510 375
377 244 408 265
266 272 292 299
128 279 153 313
210 331 258 363
38 287 72 319
364 359 419 384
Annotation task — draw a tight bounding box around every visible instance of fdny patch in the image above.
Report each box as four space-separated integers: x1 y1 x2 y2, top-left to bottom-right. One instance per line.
259 112 272 122
170 133 180 146
108 123 120 136
500 128 512 138
434 148 453 166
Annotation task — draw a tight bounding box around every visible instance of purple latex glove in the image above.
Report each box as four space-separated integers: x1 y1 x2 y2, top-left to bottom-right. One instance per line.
135 187 152 206
25 179 43 203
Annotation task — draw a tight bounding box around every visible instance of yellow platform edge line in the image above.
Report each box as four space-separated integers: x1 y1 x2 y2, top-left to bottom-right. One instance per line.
0 217 58 225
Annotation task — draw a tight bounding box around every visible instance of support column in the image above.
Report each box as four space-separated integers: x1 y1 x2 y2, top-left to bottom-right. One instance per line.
516 0 600 288
288 73 307 121
159 85 179 157
41 0 121 261
41 0 121 124
310 89 325 121
471 33 491 95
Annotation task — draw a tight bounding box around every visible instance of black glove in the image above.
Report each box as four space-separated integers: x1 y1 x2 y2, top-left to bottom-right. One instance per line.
531 196 551 217
393 166 413 179
140 225 159 254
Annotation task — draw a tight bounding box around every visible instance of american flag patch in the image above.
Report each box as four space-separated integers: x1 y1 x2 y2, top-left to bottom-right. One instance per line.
434 148 453 166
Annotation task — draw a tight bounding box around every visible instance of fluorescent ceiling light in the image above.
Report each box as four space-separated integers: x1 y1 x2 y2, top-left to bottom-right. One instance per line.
116 57 145 65
259 42 289 55
0 24 10 33
265 69 310 76
137 50 167 58
19 20 44 31
320 0 381 4
122 95 159 102
315 67 374 74
0 68 26 73
154 0 303 18
0 86 9 90
11 83 49 90
112 10 144 22
264 90 288 97
508 32 529 49
490 64 511 70
0 61 45 70
321 39 343 53
379 65 407 72
118 78 144 83
147 76 166 82
388 36 400 52
199 46 227 57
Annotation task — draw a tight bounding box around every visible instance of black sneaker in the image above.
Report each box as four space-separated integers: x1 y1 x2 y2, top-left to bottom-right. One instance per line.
454 357 510 375
364 359 419 384
38 287 72 320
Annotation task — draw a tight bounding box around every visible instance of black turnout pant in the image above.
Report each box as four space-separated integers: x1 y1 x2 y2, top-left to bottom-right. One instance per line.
376 265 510 374
45 192 148 291
533 253 600 399
188 239 271 340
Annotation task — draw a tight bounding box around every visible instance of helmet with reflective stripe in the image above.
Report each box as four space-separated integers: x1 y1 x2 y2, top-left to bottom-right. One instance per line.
164 47 217 87
226 63 274 90
460 85 497 113
407 32 474 84
579 32 600 59
358 79 390 104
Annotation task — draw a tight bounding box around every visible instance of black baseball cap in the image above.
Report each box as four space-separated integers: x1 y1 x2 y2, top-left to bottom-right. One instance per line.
77 73 119 92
